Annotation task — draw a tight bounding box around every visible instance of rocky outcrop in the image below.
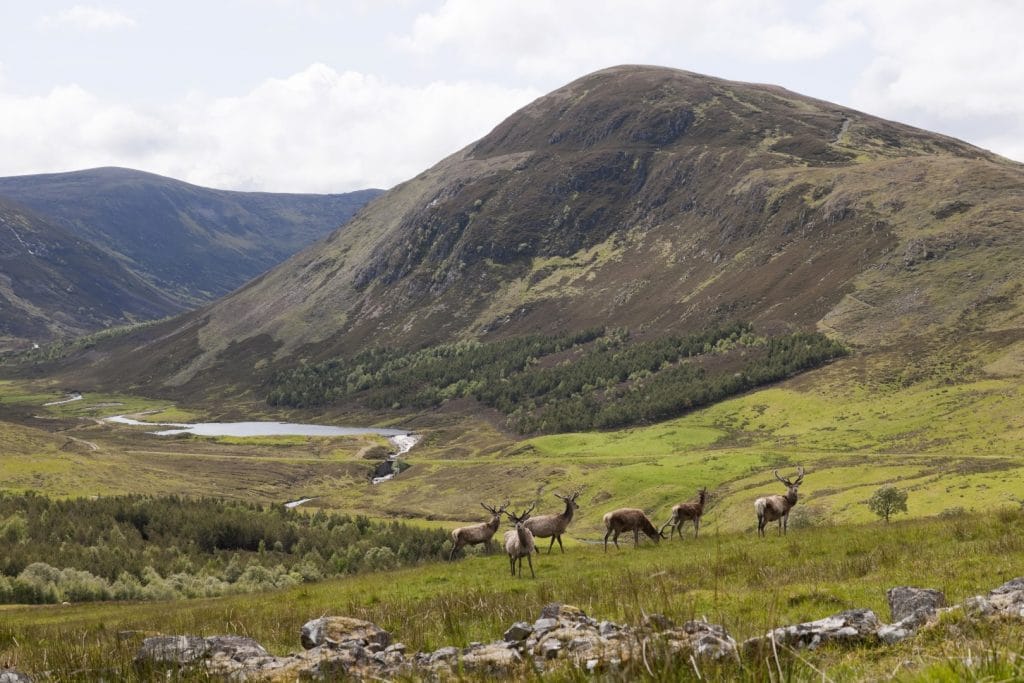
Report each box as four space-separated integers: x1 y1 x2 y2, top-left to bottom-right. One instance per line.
135 605 735 680
129 578 1024 680
0 670 33 683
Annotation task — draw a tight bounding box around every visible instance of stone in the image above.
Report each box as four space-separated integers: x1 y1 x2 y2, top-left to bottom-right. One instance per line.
540 638 562 659
532 617 558 633
384 642 406 653
300 616 390 650
963 595 994 617
877 620 917 644
503 621 533 642
135 635 209 666
460 642 522 673
887 586 946 623
746 609 881 651
205 635 269 661
642 613 675 631
428 646 460 664
0 671 32 683
987 577 1024 617
598 620 619 637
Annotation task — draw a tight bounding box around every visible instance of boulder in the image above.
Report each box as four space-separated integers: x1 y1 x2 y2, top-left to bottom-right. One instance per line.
503 621 533 642
887 586 946 623
300 616 390 650
460 642 522 673
663 620 739 661
987 576 1024 618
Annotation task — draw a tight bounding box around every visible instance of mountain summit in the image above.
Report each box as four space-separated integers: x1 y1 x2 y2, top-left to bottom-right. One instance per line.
76 66 1024 393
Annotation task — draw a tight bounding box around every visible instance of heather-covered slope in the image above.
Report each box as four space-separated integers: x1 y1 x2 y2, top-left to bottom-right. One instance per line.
0 198 183 349
69 66 1024 394
0 167 381 308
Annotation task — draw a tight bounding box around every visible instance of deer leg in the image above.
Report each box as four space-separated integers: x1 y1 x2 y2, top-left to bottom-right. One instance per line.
556 535 564 553
613 530 621 549
777 518 783 536
547 536 556 554
633 528 640 548
526 553 535 578
783 512 789 535
449 539 460 561
604 529 612 552
693 518 700 539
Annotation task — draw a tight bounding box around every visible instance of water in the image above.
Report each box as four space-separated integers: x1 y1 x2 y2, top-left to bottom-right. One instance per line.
43 392 83 406
104 414 407 438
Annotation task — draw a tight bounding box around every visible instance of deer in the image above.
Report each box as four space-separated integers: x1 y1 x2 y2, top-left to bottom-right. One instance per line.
755 466 805 537
448 501 509 560
603 508 666 551
660 486 708 540
504 504 537 578
523 488 581 554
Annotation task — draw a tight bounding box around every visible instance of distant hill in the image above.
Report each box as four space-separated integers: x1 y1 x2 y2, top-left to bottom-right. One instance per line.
49 66 1024 400
0 198 184 348
0 167 382 324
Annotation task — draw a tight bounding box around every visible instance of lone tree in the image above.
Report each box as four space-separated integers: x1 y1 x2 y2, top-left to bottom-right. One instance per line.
868 486 908 523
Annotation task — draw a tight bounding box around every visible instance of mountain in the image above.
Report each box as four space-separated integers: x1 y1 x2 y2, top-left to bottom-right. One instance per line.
0 198 184 348
0 167 382 311
61 66 1024 396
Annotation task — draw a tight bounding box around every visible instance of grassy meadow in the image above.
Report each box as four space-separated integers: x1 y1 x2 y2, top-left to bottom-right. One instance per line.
2 509 1024 680
4 342 1024 678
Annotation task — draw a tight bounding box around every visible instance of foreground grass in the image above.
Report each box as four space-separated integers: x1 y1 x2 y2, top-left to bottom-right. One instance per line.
3 509 1024 680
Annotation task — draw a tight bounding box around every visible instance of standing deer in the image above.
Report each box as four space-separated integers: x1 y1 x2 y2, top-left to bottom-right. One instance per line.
755 467 805 537
504 504 537 578
449 501 508 560
524 489 581 554
603 508 666 551
661 486 708 540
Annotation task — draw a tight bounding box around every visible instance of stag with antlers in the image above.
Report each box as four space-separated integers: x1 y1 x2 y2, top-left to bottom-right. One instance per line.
755 466 804 537
504 503 537 578
661 486 708 540
448 501 508 560
523 488 581 554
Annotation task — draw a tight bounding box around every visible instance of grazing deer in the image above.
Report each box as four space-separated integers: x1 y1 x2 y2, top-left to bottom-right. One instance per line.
504 504 537 578
661 486 708 540
755 467 805 537
524 488 581 554
449 501 508 560
603 508 666 551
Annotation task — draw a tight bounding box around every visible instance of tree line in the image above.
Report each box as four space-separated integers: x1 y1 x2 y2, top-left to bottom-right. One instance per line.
0 493 449 604
267 323 847 434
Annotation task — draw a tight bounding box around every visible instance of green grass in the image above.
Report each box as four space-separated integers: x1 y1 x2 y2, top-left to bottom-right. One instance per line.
3 510 1024 680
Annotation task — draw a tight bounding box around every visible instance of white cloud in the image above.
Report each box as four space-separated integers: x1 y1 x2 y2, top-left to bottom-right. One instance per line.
40 5 137 31
846 0 1024 159
0 64 539 193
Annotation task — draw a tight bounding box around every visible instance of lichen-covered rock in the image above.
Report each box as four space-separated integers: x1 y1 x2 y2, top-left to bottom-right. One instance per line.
746 609 881 651
460 642 522 672
987 577 1024 617
663 621 739 661
135 635 210 666
0 671 33 683
504 621 533 642
887 586 946 622
300 616 391 650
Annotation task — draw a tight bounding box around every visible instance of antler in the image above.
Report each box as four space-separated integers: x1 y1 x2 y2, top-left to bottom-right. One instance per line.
522 502 536 519
773 469 792 486
571 487 583 500
481 502 497 515
793 466 805 485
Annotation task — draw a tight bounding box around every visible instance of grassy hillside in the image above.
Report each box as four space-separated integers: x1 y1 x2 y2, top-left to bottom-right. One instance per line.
2 509 1023 680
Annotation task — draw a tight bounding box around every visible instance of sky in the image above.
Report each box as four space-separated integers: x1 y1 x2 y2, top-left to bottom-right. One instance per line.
1 0 1022 194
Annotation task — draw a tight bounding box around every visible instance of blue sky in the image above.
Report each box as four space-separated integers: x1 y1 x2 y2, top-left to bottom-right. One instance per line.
1 1 1021 192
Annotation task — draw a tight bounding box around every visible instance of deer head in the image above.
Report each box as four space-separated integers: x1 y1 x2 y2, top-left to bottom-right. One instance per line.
554 488 582 510
481 500 510 517
505 503 536 526
774 466 805 494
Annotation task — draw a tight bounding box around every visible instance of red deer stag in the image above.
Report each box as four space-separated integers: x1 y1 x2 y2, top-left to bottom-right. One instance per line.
523 488 581 554
504 504 537 578
603 508 666 551
755 467 805 537
661 486 708 540
449 501 508 560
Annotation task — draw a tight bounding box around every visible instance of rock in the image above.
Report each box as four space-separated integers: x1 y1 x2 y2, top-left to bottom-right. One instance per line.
503 621 533 642
428 646 459 664
540 603 587 621
987 577 1024 617
532 617 558 633
135 635 209 666
667 621 739 661
598 620 619 637
460 642 522 672
963 595 994 617
300 616 390 650
642 613 675 631
0 671 33 683
384 642 406 654
746 609 881 651
887 586 946 622
990 577 1024 595
205 635 269 661
540 638 562 659
877 620 917 644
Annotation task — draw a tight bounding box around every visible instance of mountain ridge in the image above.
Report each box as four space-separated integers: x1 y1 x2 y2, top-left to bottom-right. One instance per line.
49 65 1024 399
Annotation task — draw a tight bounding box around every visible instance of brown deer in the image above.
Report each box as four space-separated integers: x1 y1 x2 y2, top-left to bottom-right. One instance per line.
523 488 581 554
504 504 537 578
661 486 708 540
755 467 804 537
603 508 666 551
449 501 508 560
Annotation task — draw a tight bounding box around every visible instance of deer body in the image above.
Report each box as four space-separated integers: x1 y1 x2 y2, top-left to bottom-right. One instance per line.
449 502 508 560
504 505 536 578
755 467 804 537
603 508 664 551
523 489 580 554
661 487 708 540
